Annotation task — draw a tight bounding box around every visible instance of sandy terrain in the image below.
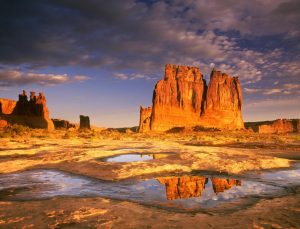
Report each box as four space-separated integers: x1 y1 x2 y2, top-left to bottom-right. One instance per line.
0 128 299 228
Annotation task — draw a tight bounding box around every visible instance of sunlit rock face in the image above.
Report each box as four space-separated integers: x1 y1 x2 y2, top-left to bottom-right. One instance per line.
138 106 152 132
201 70 244 129
0 98 16 114
139 64 244 132
157 176 207 200
211 178 242 194
258 119 298 134
150 64 206 132
0 90 54 130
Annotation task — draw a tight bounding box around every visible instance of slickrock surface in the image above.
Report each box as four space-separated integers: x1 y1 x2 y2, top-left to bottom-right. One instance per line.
80 115 90 129
0 90 54 130
0 98 16 114
139 64 244 132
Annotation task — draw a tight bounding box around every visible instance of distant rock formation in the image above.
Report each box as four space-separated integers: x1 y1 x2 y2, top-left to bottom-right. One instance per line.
79 115 90 129
0 90 54 130
211 177 242 194
139 64 244 132
246 119 300 134
157 176 207 200
52 119 76 129
0 99 17 114
138 106 152 132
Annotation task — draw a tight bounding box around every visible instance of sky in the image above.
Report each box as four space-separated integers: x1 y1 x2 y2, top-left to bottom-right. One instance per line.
0 0 299 127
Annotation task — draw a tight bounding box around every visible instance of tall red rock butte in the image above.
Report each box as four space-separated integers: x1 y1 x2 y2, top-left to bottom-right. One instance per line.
0 90 54 130
139 64 244 132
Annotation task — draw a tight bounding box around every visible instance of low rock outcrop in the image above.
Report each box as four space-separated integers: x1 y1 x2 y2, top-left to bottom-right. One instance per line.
139 64 244 132
52 119 76 129
246 119 299 134
0 90 54 130
258 119 298 134
80 115 90 129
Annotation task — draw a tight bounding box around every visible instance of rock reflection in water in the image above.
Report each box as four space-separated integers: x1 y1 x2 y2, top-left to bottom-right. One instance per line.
157 176 241 200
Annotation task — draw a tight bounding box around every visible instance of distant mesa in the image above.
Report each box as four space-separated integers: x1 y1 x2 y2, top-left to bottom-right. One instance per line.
157 176 241 200
80 115 91 129
0 90 54 130
139 64 244 132
52 119 76 129
246 119 300 134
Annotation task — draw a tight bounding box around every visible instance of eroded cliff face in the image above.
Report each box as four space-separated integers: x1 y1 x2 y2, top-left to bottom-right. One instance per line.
139 64 244 132
0 98 16 114
0 90 54 130
201 70 244 129
151 64 206 131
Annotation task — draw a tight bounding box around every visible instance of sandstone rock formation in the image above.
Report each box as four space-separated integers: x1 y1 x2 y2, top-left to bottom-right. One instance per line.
0 90 54 130
80 115 90 129
157 176 207 200
138 106 152 132
245 119 300 134
52 119 75 129
201 70 243 129
211 178 241 194
258 119 298 134
139 64 244 132
0 98 16 114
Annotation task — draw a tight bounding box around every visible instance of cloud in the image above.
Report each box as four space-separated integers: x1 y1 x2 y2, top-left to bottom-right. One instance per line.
113 72 155 81
0 0 299 91
0 69 89 87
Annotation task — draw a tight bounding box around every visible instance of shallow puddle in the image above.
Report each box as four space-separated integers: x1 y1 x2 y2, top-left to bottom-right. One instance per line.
101 153 173 162
1 169 298 210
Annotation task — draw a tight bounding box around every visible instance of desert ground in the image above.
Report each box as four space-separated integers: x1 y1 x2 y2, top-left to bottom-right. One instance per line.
0 126 300 228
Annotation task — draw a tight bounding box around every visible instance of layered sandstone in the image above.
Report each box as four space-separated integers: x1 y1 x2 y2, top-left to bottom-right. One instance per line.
80 115 90 129
258 119 298 134
201 70 243 129
0 90 54 130
211 178 242 194
151 64 206 131
0 99 16 114
139 64 244 132
157 176 207 200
